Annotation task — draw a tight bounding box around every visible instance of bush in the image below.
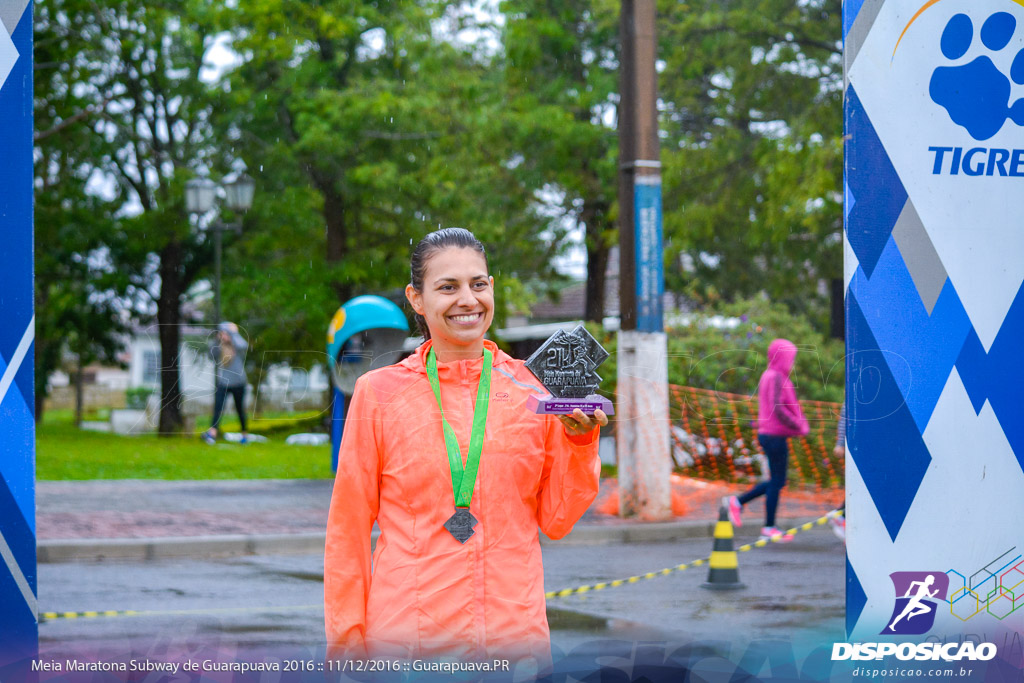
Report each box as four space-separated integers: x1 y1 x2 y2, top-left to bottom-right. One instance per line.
125 387 154 410
588 296 844 404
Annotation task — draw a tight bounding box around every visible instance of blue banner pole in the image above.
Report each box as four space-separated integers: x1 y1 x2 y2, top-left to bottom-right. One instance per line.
633 176 664 333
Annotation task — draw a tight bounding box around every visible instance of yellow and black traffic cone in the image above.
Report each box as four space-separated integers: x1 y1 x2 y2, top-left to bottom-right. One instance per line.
701 503 745 590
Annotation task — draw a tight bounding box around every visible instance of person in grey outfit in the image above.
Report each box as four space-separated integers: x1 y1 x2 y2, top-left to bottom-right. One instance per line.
202 322 249 444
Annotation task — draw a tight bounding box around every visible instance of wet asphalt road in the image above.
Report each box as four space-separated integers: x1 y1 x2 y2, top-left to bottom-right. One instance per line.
37 531 846 664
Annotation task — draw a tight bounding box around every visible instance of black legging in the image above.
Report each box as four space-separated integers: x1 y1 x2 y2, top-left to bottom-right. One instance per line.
211 384 247 432
738 434 789 527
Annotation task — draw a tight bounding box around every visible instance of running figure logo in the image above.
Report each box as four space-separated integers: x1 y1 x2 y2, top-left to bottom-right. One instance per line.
882 572 950 635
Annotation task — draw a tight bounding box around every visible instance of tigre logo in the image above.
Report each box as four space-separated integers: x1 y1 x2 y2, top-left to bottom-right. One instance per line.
893 3 1024 174
929 11 1024 141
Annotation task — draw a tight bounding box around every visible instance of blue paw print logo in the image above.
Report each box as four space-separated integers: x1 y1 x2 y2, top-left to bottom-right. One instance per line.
929 11 1024 140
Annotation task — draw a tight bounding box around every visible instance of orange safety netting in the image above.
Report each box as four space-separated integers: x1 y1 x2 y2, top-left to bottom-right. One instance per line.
668 384 844 508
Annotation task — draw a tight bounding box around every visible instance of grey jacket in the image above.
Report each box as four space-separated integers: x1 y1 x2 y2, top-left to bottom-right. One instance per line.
211 331 248 388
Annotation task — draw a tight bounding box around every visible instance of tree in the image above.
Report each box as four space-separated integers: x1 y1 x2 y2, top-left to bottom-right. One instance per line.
80 0 227 433
502 0 620 322
34 0 131 423
213 0 560 364
657 0 843 332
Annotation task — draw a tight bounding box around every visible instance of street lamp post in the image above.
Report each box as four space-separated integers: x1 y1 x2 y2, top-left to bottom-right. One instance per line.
185 175 256 326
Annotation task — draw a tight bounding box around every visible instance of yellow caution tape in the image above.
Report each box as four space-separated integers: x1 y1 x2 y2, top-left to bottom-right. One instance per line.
544 509 843 599
40 510 844 619
39 604 320 622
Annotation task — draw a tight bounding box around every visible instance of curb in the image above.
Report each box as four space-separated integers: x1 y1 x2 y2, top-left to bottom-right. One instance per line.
545 520 716 546
37 517 810 564
37 533 328 564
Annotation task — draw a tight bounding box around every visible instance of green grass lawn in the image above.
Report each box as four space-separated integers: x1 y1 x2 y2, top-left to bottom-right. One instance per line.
37 410 336 480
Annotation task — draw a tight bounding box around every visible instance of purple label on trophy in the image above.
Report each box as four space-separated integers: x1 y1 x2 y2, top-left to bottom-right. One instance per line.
524 325 614 415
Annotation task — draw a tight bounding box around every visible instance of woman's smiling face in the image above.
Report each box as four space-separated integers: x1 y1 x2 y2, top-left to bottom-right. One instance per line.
406 247 494 360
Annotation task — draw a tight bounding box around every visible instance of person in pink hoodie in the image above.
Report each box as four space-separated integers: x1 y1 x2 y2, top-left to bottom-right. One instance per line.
725 338 809 541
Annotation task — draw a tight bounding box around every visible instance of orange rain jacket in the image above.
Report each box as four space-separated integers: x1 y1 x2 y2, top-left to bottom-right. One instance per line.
324 339 601 663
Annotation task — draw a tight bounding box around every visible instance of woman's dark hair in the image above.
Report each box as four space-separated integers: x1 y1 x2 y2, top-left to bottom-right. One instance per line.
409 227 488 340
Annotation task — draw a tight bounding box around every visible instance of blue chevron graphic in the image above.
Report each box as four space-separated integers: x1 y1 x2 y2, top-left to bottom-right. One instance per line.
845 180 856 223
955 281 1024 473
0 627 35 676
0 449 36 665
0 368 35 532
0 2 35 667
0 470 36 595
847 291 933 541
0 7 34 413
848 237 972 433
844 0 867 40
956 329 989 415
845 86 908 279
847 555 867 636
0 569 34 626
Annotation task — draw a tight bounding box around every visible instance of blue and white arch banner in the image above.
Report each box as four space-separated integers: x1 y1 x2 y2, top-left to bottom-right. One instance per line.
0 0 36 668
844 0 1024 640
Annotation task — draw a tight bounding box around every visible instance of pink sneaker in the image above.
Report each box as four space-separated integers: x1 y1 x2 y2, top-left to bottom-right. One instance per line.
723 496 742 527
761 526 794 543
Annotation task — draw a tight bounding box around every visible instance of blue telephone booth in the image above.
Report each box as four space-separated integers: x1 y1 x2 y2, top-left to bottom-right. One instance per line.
326 296 409 471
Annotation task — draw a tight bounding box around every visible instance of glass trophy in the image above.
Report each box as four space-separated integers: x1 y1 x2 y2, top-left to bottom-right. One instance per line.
524 325 614 415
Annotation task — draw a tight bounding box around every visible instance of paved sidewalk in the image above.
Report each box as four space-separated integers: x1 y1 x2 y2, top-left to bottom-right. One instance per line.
38 479 333 539
36 478 843 562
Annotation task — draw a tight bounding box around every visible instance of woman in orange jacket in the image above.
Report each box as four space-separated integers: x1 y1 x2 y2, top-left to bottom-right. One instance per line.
324 228 607 666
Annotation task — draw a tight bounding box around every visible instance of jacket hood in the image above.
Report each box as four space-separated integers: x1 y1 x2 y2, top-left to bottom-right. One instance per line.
767 338 797 376
398 338 511 375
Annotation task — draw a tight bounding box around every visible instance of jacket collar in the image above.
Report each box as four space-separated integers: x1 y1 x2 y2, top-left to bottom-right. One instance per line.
399 338 510 375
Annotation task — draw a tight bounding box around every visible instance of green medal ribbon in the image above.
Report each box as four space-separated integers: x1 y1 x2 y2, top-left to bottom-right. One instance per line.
426 346 492 509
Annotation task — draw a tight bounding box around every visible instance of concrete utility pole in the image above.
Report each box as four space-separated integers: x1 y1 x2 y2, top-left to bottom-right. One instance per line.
616 0 671 519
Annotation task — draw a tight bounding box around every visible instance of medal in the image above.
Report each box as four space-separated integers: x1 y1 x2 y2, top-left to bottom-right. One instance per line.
426 346 492 543
443 508 479 544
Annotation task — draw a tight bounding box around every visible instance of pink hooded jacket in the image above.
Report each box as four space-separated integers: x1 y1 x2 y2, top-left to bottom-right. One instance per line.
324 339 601 664
757 338 809 437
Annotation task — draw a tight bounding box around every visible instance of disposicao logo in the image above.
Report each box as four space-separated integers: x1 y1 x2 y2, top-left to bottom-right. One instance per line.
831 642 997 661
830 571 996 663
882 571 949 635
893 1 1024 175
